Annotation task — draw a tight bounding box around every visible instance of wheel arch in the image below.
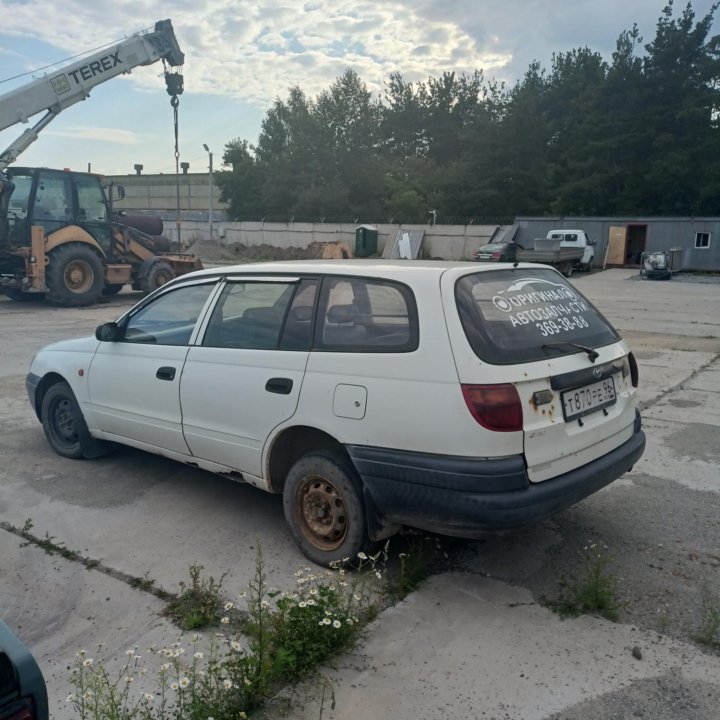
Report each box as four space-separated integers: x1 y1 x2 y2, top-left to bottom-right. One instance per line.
45 227 106 257
33 371 69 419
265 425 352 494
266 425 400 542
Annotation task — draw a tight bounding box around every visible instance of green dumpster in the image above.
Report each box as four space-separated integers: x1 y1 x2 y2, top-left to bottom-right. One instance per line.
355 225 378 257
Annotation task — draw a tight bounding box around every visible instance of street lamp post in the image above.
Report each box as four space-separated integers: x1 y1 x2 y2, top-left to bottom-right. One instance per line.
203 143 213 240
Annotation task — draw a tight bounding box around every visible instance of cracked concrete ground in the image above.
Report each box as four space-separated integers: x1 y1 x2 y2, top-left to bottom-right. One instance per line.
1 269 719 719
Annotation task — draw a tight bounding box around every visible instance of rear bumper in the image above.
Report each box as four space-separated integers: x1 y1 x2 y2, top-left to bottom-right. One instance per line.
347 411 645 538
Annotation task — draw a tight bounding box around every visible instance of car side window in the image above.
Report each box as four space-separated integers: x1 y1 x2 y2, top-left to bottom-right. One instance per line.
279 279 318 350
202 281 296 349
123 283 215 346
317 276 418 352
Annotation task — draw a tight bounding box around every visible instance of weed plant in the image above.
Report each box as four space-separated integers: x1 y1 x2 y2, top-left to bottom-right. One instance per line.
548 541 621 621
694 599 720 649
162 564 227 630
68 547 384 719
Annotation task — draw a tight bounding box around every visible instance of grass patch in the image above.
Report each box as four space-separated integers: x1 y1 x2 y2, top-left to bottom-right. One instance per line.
544 541 621 622
162 564 227 631
694 598 720 649
68 546 385 719
386 535 445 600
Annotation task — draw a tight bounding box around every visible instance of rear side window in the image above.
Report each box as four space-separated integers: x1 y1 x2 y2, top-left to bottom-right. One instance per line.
455 269 619 365
316 276 418 352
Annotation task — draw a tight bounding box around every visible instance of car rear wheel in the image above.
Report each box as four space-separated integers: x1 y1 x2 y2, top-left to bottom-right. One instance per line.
283 451 369 566
41 381 109 459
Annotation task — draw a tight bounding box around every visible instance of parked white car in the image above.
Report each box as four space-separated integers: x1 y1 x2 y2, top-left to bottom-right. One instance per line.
27 260 645 565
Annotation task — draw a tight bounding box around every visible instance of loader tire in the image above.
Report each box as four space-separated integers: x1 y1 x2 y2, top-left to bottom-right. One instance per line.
3 289 43 302
46 243 105 307
139 260 175 295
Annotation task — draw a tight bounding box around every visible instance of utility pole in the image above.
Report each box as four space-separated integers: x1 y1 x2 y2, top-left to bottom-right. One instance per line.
203 143 213 239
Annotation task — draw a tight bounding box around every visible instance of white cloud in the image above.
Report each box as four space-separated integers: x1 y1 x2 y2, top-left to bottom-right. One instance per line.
0 0 511 106
46 126 140 145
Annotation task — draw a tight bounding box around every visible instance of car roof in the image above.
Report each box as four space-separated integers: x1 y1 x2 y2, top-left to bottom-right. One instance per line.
180 259 474 281
163 259 561 292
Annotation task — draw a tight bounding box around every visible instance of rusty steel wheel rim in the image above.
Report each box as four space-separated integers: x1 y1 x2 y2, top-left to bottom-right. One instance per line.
64 259 94 294
295 475 348 551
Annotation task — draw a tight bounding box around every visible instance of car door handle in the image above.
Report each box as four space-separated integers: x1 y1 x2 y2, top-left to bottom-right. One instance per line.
156 366 176 381
265 377 293 395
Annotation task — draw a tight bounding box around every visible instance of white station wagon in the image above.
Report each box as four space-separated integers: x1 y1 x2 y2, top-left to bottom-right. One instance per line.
27 261 645 565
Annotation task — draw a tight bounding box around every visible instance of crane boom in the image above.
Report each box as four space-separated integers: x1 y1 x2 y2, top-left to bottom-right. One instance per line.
0 19 183 170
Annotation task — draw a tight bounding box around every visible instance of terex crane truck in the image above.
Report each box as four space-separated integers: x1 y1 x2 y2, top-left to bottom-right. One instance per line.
0 20 201 306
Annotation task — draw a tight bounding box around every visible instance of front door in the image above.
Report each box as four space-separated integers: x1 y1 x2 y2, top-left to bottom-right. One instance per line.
87 280 218 453
179 277 317 477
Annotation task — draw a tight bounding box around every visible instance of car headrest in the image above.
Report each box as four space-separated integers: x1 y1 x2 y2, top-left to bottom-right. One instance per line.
327 304 359 324
289 305 313 322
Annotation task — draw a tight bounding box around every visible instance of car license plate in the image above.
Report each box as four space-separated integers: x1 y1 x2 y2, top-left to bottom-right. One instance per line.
562 376 617 421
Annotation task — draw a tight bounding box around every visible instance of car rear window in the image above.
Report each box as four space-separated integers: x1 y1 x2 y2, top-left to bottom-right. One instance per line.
455 268 619 365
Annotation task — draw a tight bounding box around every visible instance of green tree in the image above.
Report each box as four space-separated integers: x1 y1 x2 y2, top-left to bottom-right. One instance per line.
639 0 720 214
215 139 264 220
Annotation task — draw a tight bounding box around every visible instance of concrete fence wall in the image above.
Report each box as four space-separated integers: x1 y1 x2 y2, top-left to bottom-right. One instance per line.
168 221 504 261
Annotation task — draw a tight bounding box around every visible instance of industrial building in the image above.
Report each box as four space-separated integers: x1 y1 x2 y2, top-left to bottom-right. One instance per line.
515 217 719 271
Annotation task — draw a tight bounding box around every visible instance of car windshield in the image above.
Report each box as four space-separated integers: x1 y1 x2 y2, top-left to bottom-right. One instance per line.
455 268 619 365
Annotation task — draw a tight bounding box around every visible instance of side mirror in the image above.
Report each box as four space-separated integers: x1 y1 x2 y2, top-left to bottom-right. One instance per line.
95 322 121 342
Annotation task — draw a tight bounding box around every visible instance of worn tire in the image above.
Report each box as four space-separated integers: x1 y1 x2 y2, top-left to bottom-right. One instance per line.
3 289 44 302
40 381 109 459
46 243 104 307
139 260 175 295
283 451 370 566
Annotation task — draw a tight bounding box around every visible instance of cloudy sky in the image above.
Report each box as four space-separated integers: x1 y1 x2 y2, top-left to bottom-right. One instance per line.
0 0 716 176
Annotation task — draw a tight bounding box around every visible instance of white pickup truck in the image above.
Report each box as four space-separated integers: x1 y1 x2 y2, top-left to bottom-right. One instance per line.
515 229 595 276
545 229 595 271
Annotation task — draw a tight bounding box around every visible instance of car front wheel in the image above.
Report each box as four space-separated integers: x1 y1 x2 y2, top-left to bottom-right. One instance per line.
283 451 369 566
41 381 108 459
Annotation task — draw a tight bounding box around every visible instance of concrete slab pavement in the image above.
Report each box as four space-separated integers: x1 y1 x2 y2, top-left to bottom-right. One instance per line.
0 534 177 717
283 573 720 720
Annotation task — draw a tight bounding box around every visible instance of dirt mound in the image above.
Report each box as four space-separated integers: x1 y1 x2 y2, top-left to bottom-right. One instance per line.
185 239 321 263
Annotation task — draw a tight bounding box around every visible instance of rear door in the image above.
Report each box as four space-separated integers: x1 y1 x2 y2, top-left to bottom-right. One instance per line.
444 267 638 481
179 276 316 478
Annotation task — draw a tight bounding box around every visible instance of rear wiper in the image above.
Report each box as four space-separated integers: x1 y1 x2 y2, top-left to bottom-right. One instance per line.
542 341 599 363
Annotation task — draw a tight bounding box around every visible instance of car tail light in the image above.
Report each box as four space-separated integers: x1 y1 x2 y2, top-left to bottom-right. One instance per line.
491 251 502 259
628 352 639 387
461 384 523 432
